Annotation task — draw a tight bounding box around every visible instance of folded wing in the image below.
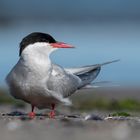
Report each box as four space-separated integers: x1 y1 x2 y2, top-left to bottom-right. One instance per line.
65 60 119 89
47 60 119 99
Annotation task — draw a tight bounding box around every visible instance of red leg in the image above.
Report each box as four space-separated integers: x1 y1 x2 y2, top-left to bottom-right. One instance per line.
28 105 36 119
49 103 55 119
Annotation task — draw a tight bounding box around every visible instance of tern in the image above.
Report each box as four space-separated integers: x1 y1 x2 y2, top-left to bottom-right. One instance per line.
6 32 119 118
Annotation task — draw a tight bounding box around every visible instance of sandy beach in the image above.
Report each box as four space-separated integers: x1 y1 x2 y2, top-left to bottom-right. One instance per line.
0 104 140 140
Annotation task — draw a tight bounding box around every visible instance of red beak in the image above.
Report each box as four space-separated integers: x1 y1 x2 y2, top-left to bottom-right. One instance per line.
50 42 75 48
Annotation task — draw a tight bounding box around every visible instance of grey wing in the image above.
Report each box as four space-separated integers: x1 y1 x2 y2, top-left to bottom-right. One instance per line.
47 64 81 98
65 60 119 89
65 60 119 75
76 67 101 88
47 60 119 98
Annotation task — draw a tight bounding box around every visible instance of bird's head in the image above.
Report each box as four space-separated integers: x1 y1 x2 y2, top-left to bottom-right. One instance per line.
19 32 74 57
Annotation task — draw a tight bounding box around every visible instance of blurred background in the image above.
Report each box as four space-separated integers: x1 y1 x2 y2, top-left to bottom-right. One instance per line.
0 0 140 111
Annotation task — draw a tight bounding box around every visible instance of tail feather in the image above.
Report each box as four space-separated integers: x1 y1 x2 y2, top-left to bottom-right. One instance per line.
65 59 120 89
65 59 120 75
76 59 120 89
100 59 120 66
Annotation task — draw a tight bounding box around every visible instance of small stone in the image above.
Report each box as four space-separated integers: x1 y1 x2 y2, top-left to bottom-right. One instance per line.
85 114 103 121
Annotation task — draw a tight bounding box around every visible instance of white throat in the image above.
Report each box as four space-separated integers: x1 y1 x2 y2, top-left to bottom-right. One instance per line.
20 42 57 69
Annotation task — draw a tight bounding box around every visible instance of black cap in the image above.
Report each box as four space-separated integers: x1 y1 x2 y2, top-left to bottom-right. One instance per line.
19 32 56 56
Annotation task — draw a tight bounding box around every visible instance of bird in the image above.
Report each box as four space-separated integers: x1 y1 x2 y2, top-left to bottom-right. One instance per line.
6 32 119 118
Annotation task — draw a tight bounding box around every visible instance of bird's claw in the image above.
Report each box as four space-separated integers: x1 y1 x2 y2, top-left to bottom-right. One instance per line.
28 112 36 119
49 111 55 119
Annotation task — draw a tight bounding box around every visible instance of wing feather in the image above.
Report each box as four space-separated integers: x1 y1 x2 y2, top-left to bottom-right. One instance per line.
65 60 119 75
47 60 119 98
65 60 119 88
47 64 81 98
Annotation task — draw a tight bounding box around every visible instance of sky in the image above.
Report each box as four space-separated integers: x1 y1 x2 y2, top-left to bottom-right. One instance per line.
0 0 140 86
